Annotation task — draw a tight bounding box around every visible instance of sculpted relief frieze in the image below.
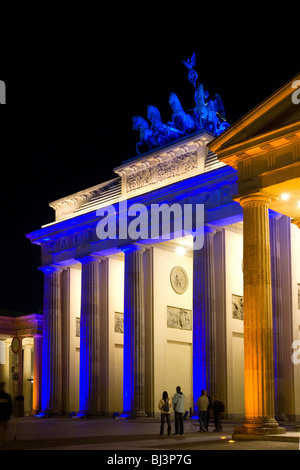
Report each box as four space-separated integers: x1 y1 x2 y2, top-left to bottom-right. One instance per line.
126 152 198 193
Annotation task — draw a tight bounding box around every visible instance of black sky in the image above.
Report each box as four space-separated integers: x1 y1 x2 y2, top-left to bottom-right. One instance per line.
0 12 299 314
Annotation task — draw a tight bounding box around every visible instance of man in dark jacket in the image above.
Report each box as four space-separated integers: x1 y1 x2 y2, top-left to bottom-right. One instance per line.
213 396 224 432
0 382 12 448
172 386 185 436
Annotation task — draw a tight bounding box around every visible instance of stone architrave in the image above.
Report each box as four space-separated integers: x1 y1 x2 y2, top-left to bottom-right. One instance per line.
39 265 64 415
123 245 147 417
234 195 285 436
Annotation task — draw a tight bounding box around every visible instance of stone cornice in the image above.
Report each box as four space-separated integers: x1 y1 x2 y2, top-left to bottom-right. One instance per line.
211 125 300 169
209 73 300 157
0 314 43 337
49 177 121 222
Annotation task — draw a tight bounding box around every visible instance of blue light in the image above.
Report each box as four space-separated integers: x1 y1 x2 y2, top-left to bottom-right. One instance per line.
79 313 88 414
26 166 239 248
193 233 212 408
123 276 133 413
27 163 240 416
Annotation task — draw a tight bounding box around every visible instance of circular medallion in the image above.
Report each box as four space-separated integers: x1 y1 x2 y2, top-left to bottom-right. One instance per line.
170 266 189 295
11 336 20 354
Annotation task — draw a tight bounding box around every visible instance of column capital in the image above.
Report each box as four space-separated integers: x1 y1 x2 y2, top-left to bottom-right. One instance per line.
120 244 146 254
38 264 65 274
239 193 273 208
292 217 300 229
75 254 103 265
269 210 282 220
204 225 217 236
32 332 43 338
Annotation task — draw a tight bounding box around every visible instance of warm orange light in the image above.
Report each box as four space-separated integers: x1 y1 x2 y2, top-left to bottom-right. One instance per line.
176 246 186 256
228 440 235 443
280 193 289 200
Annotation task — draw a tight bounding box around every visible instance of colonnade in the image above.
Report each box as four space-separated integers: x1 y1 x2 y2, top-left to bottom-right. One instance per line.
39 246 148 417
37 201 299 432
0 327 42 415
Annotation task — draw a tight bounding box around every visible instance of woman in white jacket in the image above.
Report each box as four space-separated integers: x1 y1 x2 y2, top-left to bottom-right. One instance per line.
158 391 172 436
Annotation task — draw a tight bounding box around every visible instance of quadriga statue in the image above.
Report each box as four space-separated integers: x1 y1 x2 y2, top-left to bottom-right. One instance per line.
169 92 196 134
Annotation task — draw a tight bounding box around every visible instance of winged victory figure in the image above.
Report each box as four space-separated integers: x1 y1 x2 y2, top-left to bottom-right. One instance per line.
182 52 198 88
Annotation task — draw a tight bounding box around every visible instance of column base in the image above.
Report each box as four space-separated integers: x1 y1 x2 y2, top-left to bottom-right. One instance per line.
123 410 148 419
36 409 63 417
77 410 104 418
133 410 148 419
233 423 286 439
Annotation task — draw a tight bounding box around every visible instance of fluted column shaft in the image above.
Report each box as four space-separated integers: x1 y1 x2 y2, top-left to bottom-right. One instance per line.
269 214 284 416
79 255 101 415
123 246 146 416
193 226 216 403
241 195 277 428
40 265 63 414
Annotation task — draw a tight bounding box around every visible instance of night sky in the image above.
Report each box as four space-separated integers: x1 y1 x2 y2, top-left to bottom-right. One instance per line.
0 14 299 315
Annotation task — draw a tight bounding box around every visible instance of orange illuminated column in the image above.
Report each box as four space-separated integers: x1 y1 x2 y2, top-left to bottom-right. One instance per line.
32 334 42 414
239 195 281 433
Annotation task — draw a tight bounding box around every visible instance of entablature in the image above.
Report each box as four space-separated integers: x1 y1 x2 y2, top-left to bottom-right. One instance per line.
26 165 240 267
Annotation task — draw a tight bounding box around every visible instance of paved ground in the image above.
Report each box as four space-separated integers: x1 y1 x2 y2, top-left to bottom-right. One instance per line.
1 416 299 456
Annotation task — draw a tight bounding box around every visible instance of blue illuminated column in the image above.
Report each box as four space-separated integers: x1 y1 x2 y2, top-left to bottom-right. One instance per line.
123 245 147 417
269 213 285 418
78 255 102 416
193 226 216 408
39 265 63 414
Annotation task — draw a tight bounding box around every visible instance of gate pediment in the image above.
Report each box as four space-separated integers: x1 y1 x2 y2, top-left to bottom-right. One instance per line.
209 74 300 168
209 73 300 221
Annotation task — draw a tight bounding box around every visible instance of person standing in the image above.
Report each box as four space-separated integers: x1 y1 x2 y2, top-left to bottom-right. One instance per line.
158 391 172 436
172 386 185 436
205 393 212 430
213 396 225 432
0 382 12 448
196 390 209 432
